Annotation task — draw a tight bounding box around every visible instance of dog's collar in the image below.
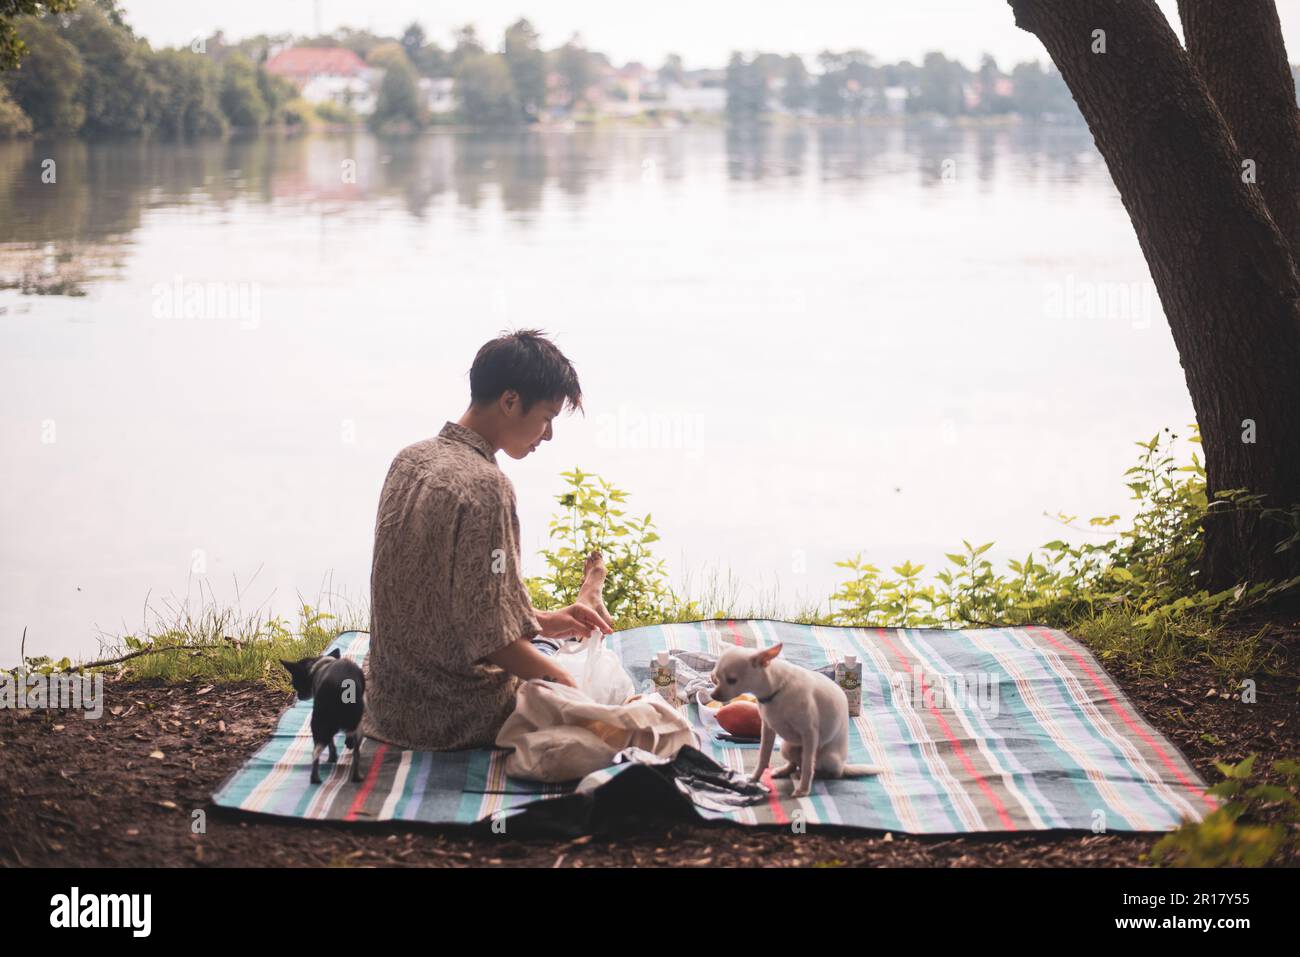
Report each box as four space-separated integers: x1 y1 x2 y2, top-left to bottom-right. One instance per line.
756 686 781 704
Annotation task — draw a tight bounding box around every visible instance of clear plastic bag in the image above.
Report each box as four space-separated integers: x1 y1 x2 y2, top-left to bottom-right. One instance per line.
555 629 636 706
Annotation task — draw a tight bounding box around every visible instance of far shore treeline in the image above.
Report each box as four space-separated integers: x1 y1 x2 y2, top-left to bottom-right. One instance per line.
4 0 1299 140
3 0 1099 139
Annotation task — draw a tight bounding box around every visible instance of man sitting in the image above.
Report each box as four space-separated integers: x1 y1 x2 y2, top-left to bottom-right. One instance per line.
362 329 613 751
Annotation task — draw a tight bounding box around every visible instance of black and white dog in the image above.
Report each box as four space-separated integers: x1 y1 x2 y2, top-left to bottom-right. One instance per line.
280 648 366 785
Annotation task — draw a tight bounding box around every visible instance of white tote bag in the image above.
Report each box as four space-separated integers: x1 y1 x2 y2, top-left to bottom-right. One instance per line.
495 678 697 783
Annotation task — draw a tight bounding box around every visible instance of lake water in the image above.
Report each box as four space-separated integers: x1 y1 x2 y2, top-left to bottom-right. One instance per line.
0 124 1197 663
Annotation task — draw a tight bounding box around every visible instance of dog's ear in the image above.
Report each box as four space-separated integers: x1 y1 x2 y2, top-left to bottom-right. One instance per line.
279 659 294 672
753 643 783 668
328 648 341 659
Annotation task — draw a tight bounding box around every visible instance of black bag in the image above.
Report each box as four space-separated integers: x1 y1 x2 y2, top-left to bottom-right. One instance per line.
482 745 769 838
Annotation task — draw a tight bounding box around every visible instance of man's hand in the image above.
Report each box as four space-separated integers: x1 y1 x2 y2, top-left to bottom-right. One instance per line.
485 638 578 687
536 604 613 641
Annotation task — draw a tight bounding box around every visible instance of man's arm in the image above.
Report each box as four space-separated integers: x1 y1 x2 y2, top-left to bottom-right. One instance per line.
534 605 612 640
486 637 577 686
450 487 546 657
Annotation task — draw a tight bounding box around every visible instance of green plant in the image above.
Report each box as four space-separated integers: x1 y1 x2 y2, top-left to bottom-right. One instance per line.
526 468 693 625
313 99 358 125
830 556 938 627
829 427 1295 636
1147 754 1300 867
279 97 317 128
822 427 1300 682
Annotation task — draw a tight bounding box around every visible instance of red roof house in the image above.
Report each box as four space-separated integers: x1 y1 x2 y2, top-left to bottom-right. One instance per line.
265 47 370 86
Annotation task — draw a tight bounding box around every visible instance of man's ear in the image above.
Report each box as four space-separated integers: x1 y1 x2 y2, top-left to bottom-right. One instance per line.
753 643 783 668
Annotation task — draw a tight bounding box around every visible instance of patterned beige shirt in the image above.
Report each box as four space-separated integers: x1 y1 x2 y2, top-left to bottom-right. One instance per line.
361 421 541 751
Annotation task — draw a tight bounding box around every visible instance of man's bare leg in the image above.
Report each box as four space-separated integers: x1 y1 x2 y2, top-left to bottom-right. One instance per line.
577 549 615 630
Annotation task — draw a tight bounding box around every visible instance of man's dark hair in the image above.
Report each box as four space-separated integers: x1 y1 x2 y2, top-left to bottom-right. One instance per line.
468 329 584 416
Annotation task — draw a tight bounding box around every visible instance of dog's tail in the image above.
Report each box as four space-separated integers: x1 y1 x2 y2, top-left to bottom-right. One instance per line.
841 763 884 777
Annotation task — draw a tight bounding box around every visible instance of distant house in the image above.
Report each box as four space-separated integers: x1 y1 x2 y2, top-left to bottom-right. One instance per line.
656 67 726 114
883 85 909 116
616 61 648 93
419 77 455 115
767 76 802 115
964 75 1015 111
589 61 649 116
266 46 380 115
662 83 727 113
543 60 729 118
544 71 572 115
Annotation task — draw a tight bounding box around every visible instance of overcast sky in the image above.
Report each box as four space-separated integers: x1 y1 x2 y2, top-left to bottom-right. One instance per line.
119 0 1300 72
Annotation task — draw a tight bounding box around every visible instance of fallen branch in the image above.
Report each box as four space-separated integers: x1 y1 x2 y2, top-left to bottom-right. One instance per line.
65 644 231 672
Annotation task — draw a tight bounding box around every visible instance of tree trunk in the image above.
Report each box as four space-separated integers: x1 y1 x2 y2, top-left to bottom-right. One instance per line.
1007 0 1300 589
1177 0 1300 260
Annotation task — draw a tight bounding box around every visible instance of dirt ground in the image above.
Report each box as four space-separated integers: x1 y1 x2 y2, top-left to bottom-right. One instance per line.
3 617 1297 868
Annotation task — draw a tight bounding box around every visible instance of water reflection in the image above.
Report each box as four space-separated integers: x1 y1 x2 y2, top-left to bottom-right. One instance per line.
3 122 1191 664
0 124 1103 295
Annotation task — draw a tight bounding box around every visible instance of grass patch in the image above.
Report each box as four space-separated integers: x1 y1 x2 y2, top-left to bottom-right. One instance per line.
9 576 367 693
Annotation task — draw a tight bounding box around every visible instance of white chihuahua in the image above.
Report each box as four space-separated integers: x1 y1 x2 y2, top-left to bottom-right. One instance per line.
711 643 882 798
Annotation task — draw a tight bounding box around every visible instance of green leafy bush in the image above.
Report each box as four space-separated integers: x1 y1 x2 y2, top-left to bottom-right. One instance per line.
313 99 358 125
525 468 694 624
828 427 1295 633
1146 754 1300 867
0 86 33 137
278 97 317 128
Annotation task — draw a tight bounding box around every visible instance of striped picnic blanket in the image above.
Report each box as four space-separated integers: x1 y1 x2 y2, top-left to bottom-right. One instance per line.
211 621 1218 833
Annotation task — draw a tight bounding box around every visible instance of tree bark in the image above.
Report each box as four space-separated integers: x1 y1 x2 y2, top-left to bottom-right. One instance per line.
1177 0 1300 261
1007 0 1300 589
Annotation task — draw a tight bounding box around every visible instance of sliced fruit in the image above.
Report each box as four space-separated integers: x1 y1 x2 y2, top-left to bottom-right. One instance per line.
716 701 762 737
